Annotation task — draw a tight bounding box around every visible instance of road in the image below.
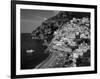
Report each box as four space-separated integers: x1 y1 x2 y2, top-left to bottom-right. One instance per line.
35 52 57 68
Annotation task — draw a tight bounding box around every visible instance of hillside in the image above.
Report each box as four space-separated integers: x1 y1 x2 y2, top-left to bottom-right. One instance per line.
32 11 90 43
32 11 90 68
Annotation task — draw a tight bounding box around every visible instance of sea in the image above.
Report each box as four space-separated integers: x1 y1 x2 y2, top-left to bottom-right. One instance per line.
21 33 49 69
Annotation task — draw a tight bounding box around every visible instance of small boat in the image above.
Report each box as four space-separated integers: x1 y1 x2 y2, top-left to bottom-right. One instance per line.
26 49 35 54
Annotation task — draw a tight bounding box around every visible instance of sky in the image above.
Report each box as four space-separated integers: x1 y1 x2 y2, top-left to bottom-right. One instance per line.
21 9 59 33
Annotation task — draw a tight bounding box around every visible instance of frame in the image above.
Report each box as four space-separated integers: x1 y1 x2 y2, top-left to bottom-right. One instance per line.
11 0 97 78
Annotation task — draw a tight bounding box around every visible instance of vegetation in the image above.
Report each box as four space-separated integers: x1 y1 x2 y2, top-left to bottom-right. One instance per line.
32 11 90 68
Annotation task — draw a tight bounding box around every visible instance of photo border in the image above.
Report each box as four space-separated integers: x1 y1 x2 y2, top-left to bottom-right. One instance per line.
11 0 97 78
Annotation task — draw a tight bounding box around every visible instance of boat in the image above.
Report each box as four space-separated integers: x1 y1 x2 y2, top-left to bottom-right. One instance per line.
26 49 35 54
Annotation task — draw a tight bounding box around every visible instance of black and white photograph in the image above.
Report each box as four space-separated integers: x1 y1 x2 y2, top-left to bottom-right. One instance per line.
11 1 97 78
21 9 91 69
